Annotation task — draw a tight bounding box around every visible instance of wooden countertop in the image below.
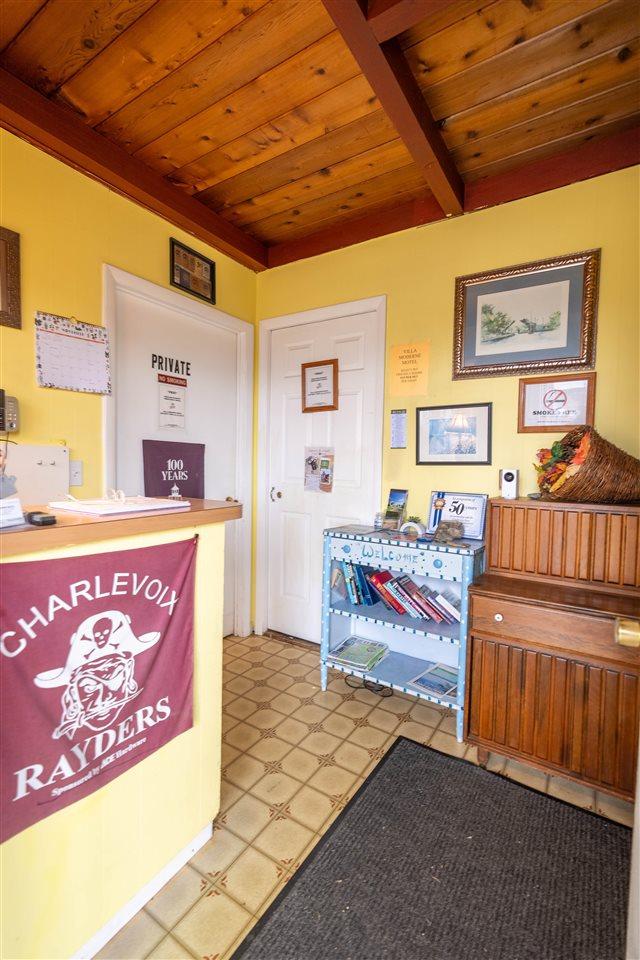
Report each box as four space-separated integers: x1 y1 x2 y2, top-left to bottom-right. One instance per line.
0 499 242 558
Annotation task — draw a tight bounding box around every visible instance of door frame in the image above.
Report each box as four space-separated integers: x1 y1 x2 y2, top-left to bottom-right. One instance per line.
102 264 254 638
255 295 386 637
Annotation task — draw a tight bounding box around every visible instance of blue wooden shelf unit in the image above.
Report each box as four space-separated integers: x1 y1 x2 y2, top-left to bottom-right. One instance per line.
321 526 485 741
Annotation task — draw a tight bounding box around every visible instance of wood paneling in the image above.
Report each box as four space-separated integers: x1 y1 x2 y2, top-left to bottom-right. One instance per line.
442 40 640 151
466 113 640 182
465 122 639 202
247 162 427 243
267 191 442 266
1 0 638 260
368 0 460 43
423 0 639 121
405 0 607 94
454 81 640 173
0 0 46 52
486 499 640 594
198 109 397 209
168 75 379 195
58 0 268 125
466 633 640 798
224 138 412 227
1 0 155 94
323 0 463 214
97 1 335 150
134 31 361 176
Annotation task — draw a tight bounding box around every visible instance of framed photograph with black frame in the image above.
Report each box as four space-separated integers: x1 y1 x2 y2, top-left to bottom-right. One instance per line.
170 238 216 305
453 249 599 379
416 403 492 465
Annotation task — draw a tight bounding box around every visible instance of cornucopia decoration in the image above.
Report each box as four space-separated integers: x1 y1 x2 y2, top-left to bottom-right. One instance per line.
535 426 640 504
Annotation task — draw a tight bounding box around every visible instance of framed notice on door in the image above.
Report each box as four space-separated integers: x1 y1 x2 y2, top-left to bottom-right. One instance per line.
301 359 338 413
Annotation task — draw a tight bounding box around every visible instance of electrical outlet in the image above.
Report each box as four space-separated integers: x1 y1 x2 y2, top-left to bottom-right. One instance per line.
70 460 83 487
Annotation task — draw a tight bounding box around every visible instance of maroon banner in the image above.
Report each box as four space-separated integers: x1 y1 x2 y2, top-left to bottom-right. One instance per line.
0 538 197 842
143 440 205 499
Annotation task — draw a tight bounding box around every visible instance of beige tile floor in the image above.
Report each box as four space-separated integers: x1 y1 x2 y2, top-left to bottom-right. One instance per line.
98 632 634 960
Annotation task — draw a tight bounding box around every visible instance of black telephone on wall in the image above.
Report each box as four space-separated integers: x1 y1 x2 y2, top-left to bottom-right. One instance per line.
0 389 19 432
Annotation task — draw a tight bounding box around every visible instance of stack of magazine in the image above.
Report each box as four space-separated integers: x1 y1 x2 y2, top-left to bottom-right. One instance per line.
327 636 388 672
409 661 458 700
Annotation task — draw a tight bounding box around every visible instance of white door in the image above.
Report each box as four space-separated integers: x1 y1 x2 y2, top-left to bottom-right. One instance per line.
109 278 242 637
265 300 385 643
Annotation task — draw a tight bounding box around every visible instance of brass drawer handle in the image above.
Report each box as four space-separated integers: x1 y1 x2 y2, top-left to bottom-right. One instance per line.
616 619 640 648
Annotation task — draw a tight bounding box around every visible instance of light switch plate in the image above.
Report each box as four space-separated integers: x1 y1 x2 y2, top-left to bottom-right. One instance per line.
70 460 83 487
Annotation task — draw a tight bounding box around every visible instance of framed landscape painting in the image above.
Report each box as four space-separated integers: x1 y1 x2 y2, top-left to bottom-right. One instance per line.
453 249 599 379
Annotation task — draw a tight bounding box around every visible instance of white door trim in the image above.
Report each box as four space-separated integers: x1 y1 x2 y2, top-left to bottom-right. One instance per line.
255 295 386 637
102 264 253 638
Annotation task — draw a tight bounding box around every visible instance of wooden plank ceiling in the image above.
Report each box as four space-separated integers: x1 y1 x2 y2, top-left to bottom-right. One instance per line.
1 0 639 269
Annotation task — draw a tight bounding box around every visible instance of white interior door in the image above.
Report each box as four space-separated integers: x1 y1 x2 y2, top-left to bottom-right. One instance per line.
266 302 384 643
110 281 240 637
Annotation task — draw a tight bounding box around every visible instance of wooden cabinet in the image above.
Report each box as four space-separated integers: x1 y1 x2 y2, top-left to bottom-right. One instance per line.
466 498 640 800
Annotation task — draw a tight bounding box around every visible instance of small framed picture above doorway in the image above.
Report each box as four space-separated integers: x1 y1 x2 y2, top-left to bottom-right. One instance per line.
170 238 216 305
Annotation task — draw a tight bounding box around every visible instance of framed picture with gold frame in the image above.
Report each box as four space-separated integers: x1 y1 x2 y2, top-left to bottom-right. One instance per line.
453 249 599 379
301 359 338 413
518 372 596 433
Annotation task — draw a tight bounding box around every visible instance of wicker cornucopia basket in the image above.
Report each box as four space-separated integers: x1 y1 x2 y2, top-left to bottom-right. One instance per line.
535 426 640 503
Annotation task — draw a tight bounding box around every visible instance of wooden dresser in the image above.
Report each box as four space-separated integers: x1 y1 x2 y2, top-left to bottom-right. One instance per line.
465 498 640 800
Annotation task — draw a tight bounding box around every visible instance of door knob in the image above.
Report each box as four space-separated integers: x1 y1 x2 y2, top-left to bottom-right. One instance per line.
269 487 283 502
616 618 640 648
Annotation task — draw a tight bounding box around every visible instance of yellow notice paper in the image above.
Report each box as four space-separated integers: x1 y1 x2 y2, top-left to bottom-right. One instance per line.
389 341 429 396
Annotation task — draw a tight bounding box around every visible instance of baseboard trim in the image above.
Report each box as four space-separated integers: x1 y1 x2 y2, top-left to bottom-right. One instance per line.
72 822 213 960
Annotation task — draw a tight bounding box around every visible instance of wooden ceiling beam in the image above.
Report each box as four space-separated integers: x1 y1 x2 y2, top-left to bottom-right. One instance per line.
267 124 640 266
0 68 267 272
322 0 463 216
367 0 459 43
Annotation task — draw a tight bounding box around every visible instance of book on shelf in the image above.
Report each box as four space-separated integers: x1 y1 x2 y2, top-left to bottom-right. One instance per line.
409 661 458 699
354 564 375 605
434 588 461 623
364 571 395 611
416 585 447 623
387 577 425 620
367 570 407 616
327 636 388 671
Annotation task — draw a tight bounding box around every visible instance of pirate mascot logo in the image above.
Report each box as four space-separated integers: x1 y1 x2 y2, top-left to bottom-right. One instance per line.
34 611 161 741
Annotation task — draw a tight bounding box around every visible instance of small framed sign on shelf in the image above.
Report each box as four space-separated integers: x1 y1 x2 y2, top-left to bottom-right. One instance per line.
427 491 488 540
518 372 596 433
301 358 338 413
170 238 216 304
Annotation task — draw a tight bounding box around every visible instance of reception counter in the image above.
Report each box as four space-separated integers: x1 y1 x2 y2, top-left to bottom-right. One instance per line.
1 500 241 960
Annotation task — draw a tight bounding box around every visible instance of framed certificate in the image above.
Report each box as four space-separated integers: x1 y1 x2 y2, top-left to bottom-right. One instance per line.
427 491 488 540
518 372 596 433
301 358 338 413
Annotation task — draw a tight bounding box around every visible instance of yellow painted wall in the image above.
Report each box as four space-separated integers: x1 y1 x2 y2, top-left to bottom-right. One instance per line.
1 521 225 960
256 166 640 523
0 130 256 497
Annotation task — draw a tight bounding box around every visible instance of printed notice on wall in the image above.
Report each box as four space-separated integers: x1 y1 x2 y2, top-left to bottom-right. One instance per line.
35 312 111 395
158 374 186 429
389 341 429 396
304 447 335 493
390 409 407 448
